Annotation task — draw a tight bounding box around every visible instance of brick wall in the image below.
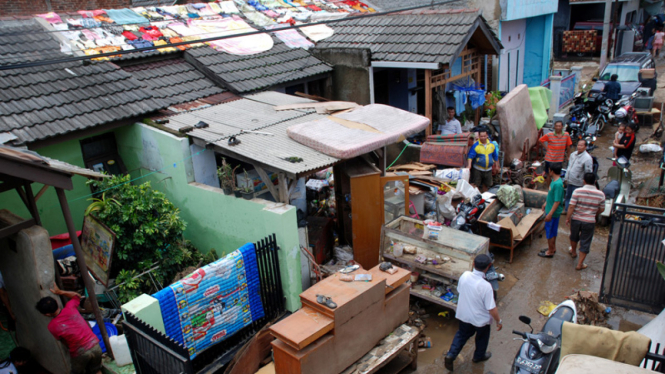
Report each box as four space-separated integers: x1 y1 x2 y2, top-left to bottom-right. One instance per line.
0 0 203 17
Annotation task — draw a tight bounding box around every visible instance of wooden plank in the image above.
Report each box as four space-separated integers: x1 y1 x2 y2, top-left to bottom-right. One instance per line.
340 324 419 374
34 184 49 202
349 169 382 269
425 69 432 136
410 287 457 311
294 91 330 102
277 173 289 203
253 165 279 202
269 307 334 351
273 101 359 112
387 163 436 171
0 218 36 239
225 325 275 374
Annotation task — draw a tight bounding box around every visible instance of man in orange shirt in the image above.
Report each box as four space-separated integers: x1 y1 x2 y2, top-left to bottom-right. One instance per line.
539 121 572 187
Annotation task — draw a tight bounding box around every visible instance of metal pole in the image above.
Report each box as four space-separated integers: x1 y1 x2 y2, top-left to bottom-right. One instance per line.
600 0 613 70
610 0 620 60
55 188 114 359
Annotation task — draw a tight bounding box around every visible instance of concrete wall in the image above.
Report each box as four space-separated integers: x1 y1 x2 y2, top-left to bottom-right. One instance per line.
620 0 639 25
311 48 371 105
114 123 303 311
500 0 558 21
0 138 91 237
0 210 70 374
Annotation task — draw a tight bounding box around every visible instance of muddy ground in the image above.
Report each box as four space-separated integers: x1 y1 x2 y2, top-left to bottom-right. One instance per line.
407 59 664 374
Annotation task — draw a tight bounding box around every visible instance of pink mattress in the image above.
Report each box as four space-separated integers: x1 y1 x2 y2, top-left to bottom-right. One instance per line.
286 104 429 159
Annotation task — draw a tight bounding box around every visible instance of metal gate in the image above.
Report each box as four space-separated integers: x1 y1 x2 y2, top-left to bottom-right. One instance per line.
124 234 286 374
600 203 665 313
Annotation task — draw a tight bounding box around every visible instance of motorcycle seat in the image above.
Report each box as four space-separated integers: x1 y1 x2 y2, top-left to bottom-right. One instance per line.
542 306 575 338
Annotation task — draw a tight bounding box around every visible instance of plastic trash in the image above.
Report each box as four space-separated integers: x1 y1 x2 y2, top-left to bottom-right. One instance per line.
434 168 470 182
109 335 133 367
639 143 663 153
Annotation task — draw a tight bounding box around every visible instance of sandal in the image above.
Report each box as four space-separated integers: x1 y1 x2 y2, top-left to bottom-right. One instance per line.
576 263 588 271
538 250 554 258
568 247 577 259
316 294 337 309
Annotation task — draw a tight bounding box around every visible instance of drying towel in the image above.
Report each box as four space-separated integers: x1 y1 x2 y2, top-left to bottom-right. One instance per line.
298 23 334 41
560 322 651 366
153 243 264 359
104 8 150 25
267 25 314 49
188 18 274 55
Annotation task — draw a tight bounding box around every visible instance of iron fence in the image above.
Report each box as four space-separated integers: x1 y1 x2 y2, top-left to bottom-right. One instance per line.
600 203 665 313
124 234 286 374
540 73 577 110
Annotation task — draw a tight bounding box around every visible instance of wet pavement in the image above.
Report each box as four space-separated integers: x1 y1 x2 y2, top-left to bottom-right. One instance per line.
405 60 665 374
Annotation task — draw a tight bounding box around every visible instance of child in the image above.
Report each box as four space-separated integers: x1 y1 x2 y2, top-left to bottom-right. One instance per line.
653 27 664 57
613 123 626 159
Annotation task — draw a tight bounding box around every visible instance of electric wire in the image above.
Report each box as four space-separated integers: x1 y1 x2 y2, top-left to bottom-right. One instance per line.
0 0 462 70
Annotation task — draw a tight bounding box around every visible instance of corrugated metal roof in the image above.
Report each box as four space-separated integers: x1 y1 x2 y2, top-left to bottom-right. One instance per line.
317 11 501 65
165 92 339 177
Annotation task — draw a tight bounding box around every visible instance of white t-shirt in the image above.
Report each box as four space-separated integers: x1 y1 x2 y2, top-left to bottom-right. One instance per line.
437 119 462 135
455 269 496 327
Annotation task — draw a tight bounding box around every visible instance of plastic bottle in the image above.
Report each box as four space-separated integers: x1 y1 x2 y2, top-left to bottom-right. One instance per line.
393 243 404 257
109 335 133 367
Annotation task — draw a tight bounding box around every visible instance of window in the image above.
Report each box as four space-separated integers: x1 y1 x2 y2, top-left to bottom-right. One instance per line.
80 133 126 175
600 65 640 82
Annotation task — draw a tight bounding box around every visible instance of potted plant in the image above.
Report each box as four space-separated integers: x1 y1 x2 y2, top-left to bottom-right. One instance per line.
217 158 238 195
240 170 254 200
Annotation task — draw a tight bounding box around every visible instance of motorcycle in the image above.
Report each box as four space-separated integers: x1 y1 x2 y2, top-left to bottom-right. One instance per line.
589 97 613 134
511 300 578 374
599 156 632 225
450 194 486 233
615 93 640 132
485 253 504 301
567 108 592 144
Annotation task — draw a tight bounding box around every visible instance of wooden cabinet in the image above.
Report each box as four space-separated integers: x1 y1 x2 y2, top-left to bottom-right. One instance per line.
334 158 409 270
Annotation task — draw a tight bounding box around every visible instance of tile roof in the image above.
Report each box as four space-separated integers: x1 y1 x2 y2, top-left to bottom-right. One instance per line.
364 0 458 12
316 11 499 65
120 55 226 107
185 37 333 94
164 91 339 178
0 19 167 145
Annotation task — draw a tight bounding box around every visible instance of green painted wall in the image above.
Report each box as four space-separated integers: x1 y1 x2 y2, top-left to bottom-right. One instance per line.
114 124 303 311
0 139 91 237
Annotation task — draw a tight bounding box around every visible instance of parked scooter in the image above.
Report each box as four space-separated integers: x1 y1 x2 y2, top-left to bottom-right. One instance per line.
511 300 578 374
484 253 504 301
450 194 486 233
599 156 632 225
615 94 640 132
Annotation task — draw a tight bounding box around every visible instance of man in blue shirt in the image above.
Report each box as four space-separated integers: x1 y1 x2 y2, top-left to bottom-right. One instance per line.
603 74 621 101
467 130 498 192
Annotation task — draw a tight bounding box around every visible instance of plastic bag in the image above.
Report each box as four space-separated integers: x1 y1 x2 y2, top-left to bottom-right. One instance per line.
424 192 437 212
456 179 481 199
496 185 519 209
434 168 470 183
437 192 456 220
334 245 354 265
639 143 663 153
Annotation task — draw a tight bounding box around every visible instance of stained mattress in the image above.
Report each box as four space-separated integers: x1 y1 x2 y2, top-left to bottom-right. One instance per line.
153 243 264 359
286 104 430 159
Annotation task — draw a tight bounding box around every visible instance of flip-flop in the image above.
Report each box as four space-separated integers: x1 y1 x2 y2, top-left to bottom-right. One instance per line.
568 247 577 259
576 263 588 271
538 250 554 258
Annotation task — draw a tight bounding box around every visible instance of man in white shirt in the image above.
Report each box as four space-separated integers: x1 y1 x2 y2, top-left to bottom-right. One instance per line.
444 254 502 371
564 139 593 211
437 107 463 135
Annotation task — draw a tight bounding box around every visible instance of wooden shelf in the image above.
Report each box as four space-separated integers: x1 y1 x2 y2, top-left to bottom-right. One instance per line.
409 287 457 311
383 253 464 281
419 271 454 286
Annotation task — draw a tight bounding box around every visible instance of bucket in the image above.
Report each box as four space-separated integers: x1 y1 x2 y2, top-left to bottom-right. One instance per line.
91 321 117 353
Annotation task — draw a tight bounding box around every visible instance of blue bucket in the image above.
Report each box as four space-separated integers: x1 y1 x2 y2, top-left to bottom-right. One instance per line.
91 321 117 353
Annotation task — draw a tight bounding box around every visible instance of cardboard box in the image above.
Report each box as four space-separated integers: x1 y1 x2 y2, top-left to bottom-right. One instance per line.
498 202 525 225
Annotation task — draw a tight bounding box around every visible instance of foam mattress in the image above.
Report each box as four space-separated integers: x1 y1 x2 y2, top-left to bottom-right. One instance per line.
287 104 430 159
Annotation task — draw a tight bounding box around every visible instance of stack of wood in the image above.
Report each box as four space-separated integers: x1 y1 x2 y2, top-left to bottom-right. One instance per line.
568 291 610 327
270 265 411 374
387 162 436 177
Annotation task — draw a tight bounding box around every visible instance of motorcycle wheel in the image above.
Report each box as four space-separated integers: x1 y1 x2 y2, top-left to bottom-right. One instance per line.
597 116 605 133
523 176 534 190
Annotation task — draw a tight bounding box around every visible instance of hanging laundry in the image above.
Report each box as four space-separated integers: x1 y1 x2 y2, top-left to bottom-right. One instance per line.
139 26 164 38
78 10 107 18
104 8 150 25
268 25 314 49
153 39 178 53
188 17 274 55
298 23 334 41
217 1 240 14
169 36 188 51
36 12 62 24
81 18 102 28
127 39 155 51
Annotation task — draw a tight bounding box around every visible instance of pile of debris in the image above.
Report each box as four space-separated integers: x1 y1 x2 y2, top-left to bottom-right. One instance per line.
568 291 610 327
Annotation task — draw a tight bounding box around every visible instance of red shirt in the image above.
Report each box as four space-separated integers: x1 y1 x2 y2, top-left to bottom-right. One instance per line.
539 132 573 163
47 296 99 357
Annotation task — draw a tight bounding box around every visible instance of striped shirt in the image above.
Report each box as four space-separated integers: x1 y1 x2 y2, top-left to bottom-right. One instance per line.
570 185 605 223
539 132 573 163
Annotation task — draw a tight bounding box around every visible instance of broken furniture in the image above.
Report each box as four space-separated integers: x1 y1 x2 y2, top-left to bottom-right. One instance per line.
340 324 419 374
477 188 547 263
269 264 411 374
420 133 474 167
381 216 489 311
334 157 410 269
